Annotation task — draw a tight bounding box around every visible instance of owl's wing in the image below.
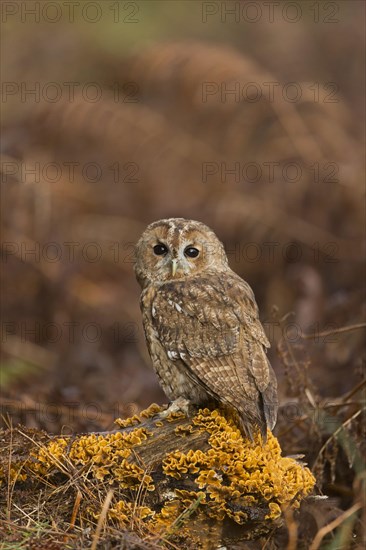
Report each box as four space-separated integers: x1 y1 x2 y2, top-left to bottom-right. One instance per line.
150 272 278 436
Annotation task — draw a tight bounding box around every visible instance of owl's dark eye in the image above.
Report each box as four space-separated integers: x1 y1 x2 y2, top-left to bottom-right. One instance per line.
184 246 199 258
153 243 168 256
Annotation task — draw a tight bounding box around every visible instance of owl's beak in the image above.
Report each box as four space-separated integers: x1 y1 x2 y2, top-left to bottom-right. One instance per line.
171 259 178 277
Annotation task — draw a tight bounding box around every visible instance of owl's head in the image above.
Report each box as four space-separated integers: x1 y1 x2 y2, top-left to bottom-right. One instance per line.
134 218 228 287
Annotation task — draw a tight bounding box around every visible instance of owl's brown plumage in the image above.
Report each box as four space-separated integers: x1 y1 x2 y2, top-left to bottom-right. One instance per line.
134 218 278 439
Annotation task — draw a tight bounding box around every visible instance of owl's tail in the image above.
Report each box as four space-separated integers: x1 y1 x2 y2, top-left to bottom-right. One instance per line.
222 403 268 444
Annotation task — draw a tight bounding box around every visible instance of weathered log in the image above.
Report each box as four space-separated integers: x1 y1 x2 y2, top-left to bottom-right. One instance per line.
0 405 315 548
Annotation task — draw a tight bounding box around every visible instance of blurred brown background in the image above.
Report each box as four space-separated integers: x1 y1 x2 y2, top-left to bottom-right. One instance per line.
1 0 365 442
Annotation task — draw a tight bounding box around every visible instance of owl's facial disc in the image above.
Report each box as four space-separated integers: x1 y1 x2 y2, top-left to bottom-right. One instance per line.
134 218 229 287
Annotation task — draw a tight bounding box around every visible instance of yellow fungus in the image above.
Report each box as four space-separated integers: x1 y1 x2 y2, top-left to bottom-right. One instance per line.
1 406 315 533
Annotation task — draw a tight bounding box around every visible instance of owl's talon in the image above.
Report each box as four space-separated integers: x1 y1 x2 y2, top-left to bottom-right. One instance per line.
158 397 191 419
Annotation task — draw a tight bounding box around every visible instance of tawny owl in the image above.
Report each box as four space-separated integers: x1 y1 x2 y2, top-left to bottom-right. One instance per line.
134 218 278 439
